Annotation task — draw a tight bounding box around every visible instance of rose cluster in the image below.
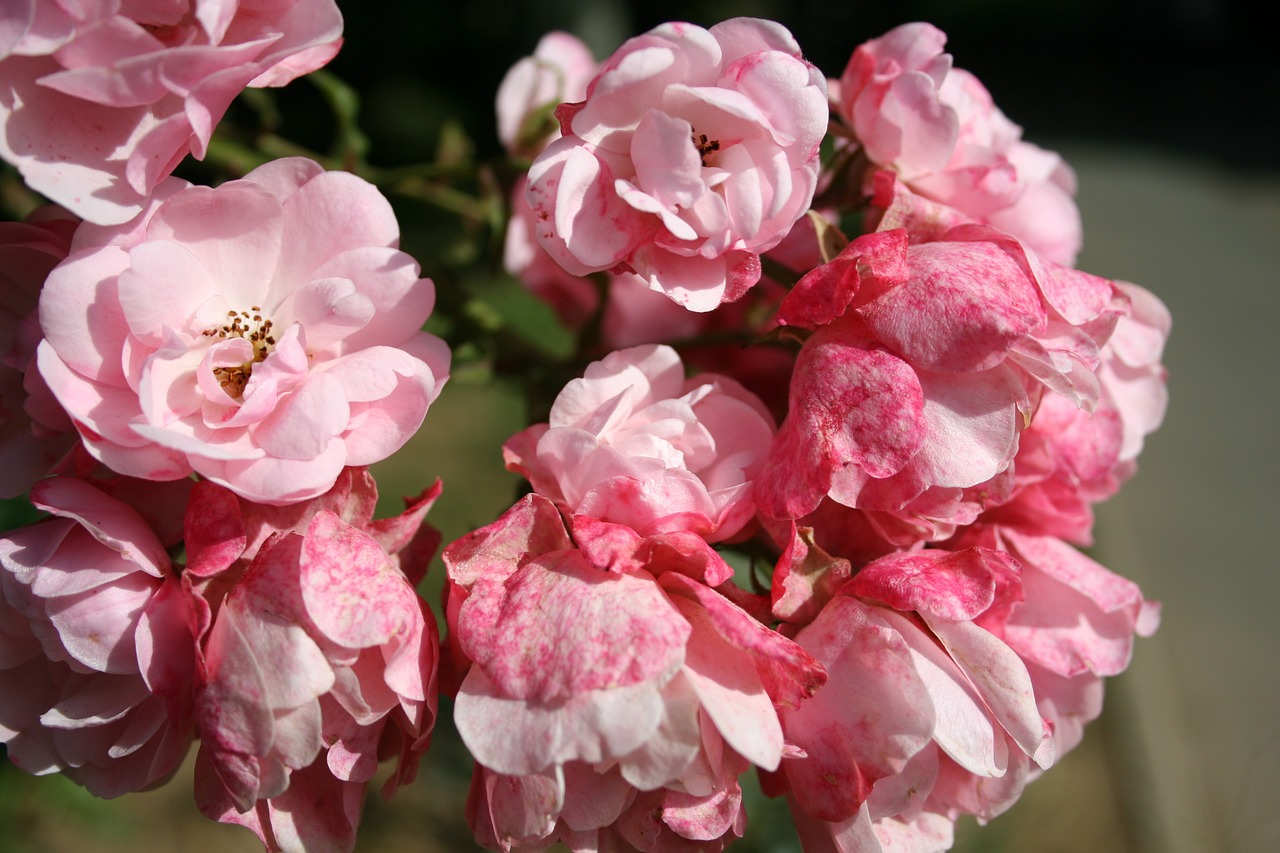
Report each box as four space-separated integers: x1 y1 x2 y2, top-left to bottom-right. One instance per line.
471 17 1168 853
0 11 1168 853
2 7 451 850
0 0 343 224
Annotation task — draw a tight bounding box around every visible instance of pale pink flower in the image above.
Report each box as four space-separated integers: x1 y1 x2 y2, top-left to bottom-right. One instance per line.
503 174 602 330
839 23 1081 265
504 344 776 543
0 206 80 497
498 34 603 328
0 0 343 224
194 508 439 853
37 157 450 505
444 494 823 851
496 31 596 159
1098 281 1170 467
0 475 198 797
526 18 828 311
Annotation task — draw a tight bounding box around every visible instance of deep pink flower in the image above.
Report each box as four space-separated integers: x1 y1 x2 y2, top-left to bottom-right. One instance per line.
526 18 828 311
37 157 450 505
0 475 198 796
975 280 1170 544
838 23 1081 265
194 508 439 853
757 226 1124 535
0 0 343 224
181 465 443 592
444 494 823 850
504 344 776 543
0 206 80 497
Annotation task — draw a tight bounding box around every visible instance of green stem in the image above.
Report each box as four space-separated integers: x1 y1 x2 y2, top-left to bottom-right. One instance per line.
390 178 494 222
760 254 802 288
202 136 275 176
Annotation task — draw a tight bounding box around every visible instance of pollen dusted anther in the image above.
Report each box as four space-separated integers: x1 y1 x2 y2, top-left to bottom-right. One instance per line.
692 131 720 166
201 306 277 398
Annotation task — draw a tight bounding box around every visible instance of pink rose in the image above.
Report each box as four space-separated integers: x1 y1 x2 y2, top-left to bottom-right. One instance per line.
526 18 828 311
503 344 776 543
840 23 1081 265
181 466 443 592
496 31 596 159
976 280 1170 543
757 226 1124 535
195 508 439 852
444 494 823 851
503 174 602 330
0 475 198 797
769 547 1054 847
37 157 450 505
0 0 343 224
497 34 604 329
0 206 80 497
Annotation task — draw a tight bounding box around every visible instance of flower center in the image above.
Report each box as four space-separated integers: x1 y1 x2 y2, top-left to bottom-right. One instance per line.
137 4 198 46
202 307 276 399
691 131 721 166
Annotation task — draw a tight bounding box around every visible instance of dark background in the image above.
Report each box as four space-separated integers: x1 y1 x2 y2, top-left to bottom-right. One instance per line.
321 0 1276 171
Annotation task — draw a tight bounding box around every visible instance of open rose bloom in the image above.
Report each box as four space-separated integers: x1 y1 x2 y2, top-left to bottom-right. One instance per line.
833 22 1082 266
0 10 1171 853
193 502 441 852
0 0 343 224
504 344 776 543
527 18 828 311
444 494 824 852
0 475 199 797
1 466 443 852
0 205 79 497
36 157 450 505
